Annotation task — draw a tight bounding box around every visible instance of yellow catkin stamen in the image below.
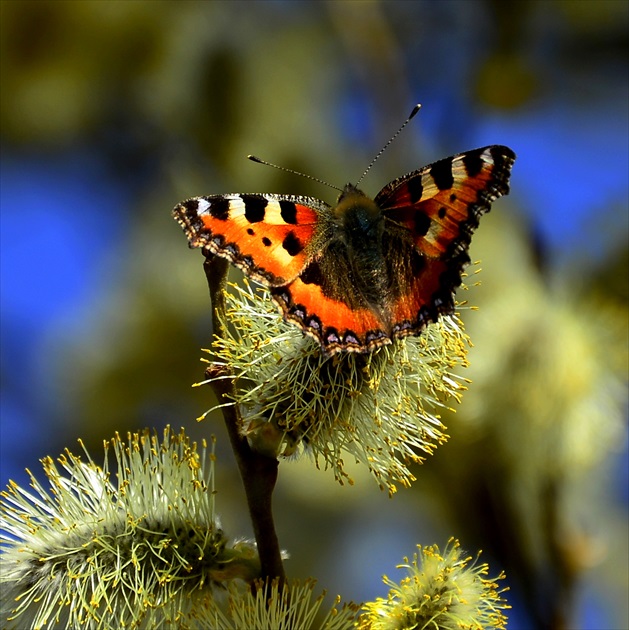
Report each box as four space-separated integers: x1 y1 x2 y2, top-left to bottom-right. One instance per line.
204 279 471 492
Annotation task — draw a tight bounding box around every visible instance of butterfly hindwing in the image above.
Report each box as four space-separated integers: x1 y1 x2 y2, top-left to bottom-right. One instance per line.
173 194 327 285
270 246 394 353
271 274 388 353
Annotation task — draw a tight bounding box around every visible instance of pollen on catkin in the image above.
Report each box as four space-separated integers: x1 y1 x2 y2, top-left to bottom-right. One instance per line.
193 577 360 630
201 280 471 493
357 539 510 630
0 427 260 630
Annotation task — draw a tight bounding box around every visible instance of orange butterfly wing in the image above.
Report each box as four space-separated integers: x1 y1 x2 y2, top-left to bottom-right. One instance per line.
378 145 516 339
173 194 326 285
272 276 387 351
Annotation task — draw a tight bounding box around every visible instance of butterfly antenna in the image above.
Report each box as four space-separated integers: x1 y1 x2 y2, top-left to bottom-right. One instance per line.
247 155 344 193
355 103 422 186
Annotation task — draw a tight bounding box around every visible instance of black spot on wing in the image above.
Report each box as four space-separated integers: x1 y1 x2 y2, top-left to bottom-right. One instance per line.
279 200 298 224
438 207 447 219
241 194 267 223
209 198 230 220
413 211 431 237
182 199 199 212
462 149 484 177
407 177 423 203
430 158 454 190
282 231 303 257
300 260 324 286
262 237 272 247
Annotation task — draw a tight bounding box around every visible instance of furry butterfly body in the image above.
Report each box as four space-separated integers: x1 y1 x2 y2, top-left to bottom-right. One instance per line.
173 145 515 354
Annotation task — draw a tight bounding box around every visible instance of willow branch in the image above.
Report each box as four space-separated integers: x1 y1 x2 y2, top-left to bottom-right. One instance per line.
202 254 285 584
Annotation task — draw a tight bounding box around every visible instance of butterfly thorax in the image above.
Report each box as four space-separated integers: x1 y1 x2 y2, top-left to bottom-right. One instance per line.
326 183 391 319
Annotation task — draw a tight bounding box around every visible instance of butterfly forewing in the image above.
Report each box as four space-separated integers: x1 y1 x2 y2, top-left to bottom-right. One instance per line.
373 145 516 343
377 145 515 259
173 193 326 286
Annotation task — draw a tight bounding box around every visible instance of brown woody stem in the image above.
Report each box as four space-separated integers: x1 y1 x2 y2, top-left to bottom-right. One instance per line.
202 254 285 584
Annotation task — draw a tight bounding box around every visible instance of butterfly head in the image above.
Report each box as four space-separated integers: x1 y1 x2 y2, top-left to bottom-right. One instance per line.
337 182 367 202
335 183 380 219
333 183 385 248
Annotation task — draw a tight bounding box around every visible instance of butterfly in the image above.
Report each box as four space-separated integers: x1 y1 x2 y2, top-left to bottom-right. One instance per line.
173 121 515 355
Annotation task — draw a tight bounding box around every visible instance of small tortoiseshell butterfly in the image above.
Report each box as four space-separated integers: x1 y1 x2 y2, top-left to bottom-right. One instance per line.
173 106 515 355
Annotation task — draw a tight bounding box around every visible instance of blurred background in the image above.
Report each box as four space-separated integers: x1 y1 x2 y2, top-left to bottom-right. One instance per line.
1 1 627 628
